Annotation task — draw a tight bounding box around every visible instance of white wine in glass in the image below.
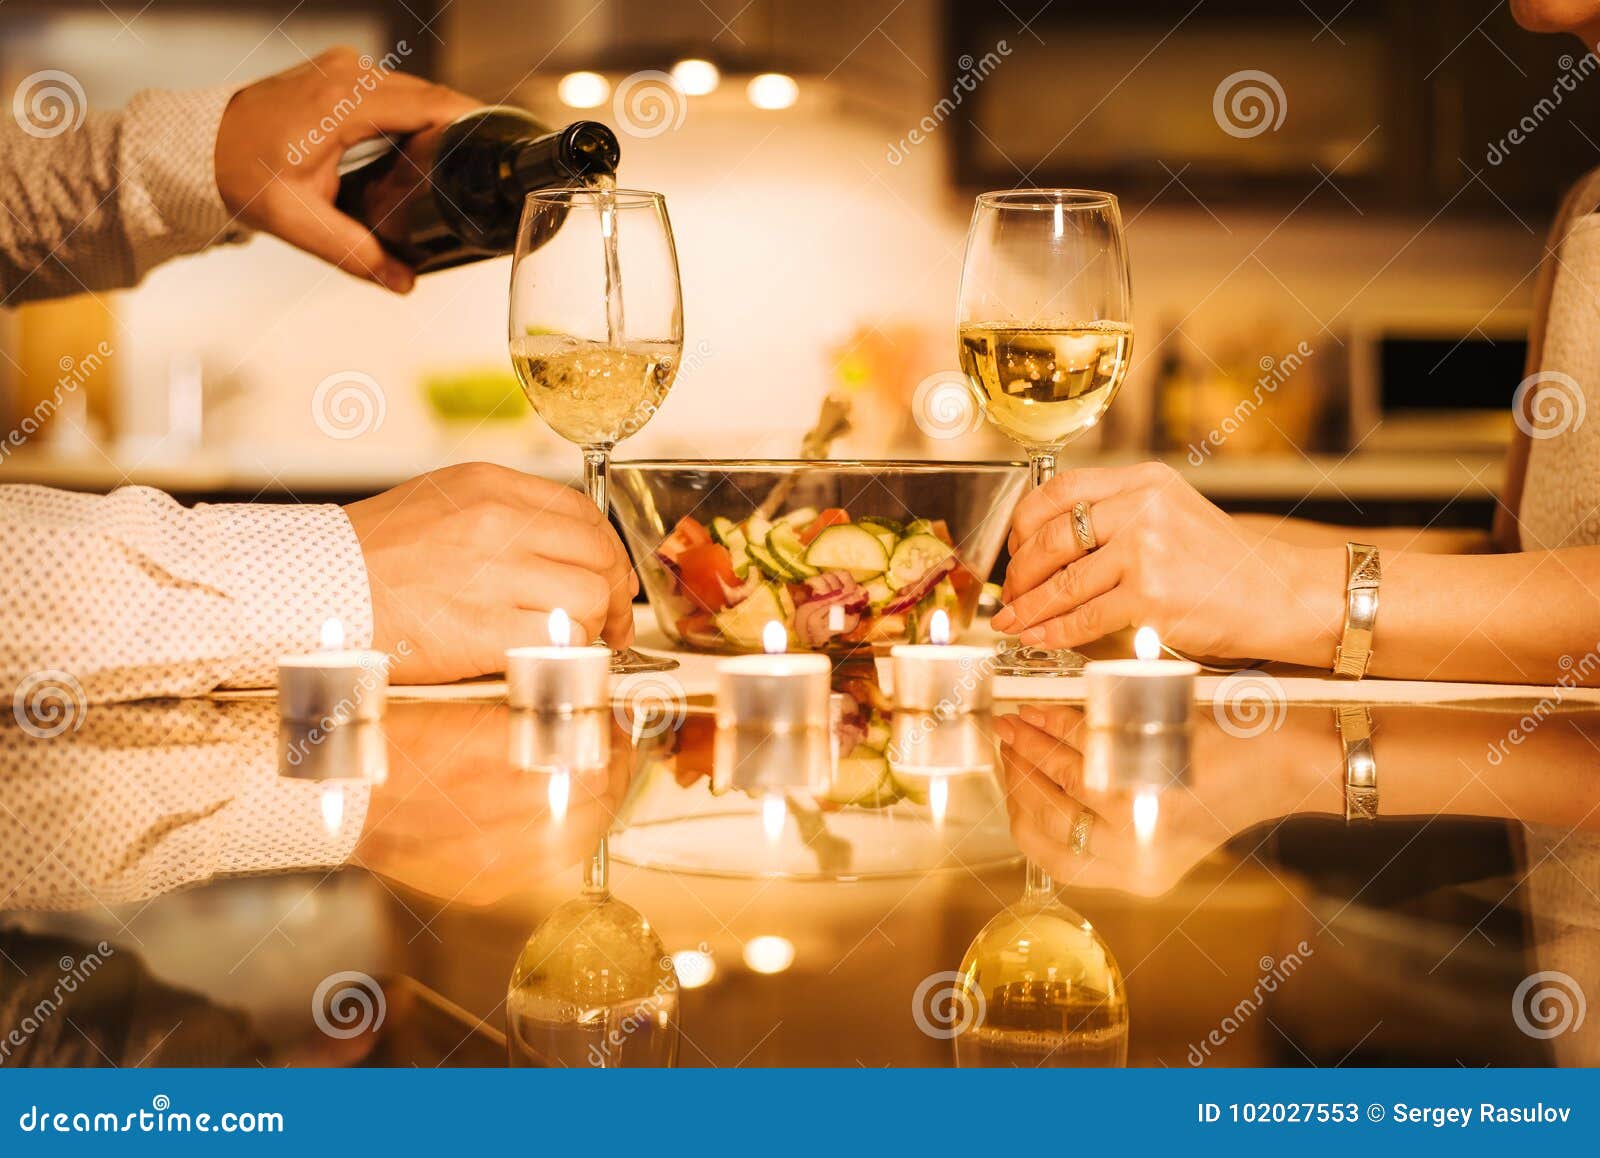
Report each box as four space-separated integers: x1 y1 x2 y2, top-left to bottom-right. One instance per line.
510 186 683 674
957 191 1133 675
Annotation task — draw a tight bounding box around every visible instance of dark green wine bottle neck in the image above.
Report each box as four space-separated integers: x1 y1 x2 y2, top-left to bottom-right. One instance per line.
506 121 620 192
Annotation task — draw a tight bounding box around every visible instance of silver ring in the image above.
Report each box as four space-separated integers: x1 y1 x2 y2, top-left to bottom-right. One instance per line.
1069 810 1095 856
1071 500 1098 551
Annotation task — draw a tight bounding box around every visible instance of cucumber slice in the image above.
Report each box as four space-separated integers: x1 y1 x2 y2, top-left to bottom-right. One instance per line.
905 518 937 537
863 576 894 610
805 524 890 579
865 717 891 750
730 541 751 579
744 514 773 543
777 506 818 529
713 583 785 648
870 528 898 555
768 523 819 578
710 517 739 545
888 533 955 590
745 541 792 582
859 515 906 536
824 743 896 807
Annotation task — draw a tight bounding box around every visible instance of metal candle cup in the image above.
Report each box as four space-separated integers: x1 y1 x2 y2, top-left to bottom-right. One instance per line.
1082 657 1199 730
509 707 611 774
713 651 832 793
277 651 389 724
888 710 996 776
889 644 995 712
505 645 610 712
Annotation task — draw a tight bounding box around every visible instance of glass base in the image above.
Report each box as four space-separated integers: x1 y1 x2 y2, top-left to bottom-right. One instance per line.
992 641 1087 676
609 646 678 674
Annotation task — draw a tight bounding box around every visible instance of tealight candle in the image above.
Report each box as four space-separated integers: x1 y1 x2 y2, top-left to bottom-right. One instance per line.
889 609 994 712
1083 627 1198 730
713 620 831 793
1082 627 1197 792
506 608 610 712
277 617 389 724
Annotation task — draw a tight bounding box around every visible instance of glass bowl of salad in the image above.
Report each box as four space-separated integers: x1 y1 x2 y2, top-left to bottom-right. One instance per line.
609 460 1028 653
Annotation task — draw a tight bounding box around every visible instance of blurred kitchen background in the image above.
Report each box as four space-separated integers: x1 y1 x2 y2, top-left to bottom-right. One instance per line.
0 0 1588 526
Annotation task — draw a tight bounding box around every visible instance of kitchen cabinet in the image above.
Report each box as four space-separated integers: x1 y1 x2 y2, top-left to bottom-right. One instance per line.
946 0 1600 214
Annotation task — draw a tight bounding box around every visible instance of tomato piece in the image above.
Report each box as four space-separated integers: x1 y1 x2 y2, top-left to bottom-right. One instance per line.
674 543 738 613
800 507 851 545
659 516 712 565
925 518 953 546
675 610 717 643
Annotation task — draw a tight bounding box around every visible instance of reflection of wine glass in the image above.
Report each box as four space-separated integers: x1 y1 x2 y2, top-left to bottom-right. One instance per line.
957 190 1132 676
506 838 680 1067
510 187 683 674
952 861 1128 1068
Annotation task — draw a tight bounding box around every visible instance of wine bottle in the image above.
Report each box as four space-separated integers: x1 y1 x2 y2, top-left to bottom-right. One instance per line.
335 106 620 275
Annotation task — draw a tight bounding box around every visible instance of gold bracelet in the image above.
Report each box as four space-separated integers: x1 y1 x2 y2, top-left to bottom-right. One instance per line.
1335 706 1377 821
1332 543 1380 679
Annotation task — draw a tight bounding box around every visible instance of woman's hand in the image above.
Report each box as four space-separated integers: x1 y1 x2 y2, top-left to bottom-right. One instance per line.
215 47 480 291
994 462 1344 666
343 462 638 684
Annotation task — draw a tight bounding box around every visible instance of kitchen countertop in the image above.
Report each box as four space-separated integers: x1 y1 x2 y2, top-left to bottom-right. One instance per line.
4 652 1592 1068
0 448 1505 502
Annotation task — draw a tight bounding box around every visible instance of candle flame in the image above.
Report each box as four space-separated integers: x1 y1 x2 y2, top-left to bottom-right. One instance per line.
320 617 345 650
320 783 344 834
761 792 786 844
549 608 572 648
1133 789 1160 843
1134 625 1161 662
928 608 951 646
762 620 787 655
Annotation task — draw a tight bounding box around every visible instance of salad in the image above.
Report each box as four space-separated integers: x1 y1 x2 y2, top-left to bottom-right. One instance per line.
652 505 983 651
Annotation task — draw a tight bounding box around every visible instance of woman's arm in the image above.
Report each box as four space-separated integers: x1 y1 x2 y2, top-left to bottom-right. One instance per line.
996 462 1600 685
1234 512 1495 556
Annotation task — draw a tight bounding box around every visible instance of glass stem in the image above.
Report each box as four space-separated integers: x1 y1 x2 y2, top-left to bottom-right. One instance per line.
582 835 609 898
1023 858 1055 904
582 444 611 513
1030 450 1057 490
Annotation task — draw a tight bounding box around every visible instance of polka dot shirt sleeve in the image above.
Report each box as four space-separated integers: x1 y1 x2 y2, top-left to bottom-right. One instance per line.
0 484 375 701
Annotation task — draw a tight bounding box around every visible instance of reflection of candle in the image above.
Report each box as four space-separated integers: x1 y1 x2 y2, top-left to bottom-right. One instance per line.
277 617 389 724
506 609 610 712
888 710 995 776
890 609 994 712
1084 627 1197 729
713 622 831 793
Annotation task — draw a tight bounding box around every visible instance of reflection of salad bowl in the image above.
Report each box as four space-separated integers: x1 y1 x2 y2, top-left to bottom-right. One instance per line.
609 460 1028 654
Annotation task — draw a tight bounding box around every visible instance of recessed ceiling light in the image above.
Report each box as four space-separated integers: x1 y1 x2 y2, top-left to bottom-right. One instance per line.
557 71 610 109
671 59 720 96
747 72 799 110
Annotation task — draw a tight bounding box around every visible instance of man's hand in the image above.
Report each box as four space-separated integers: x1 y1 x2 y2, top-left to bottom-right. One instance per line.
215 47 479 292
343 462 639 684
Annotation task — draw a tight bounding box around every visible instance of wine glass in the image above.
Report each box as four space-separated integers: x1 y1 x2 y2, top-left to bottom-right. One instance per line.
951 859 1129 1067
510 187 683 674
957 190 1133 675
